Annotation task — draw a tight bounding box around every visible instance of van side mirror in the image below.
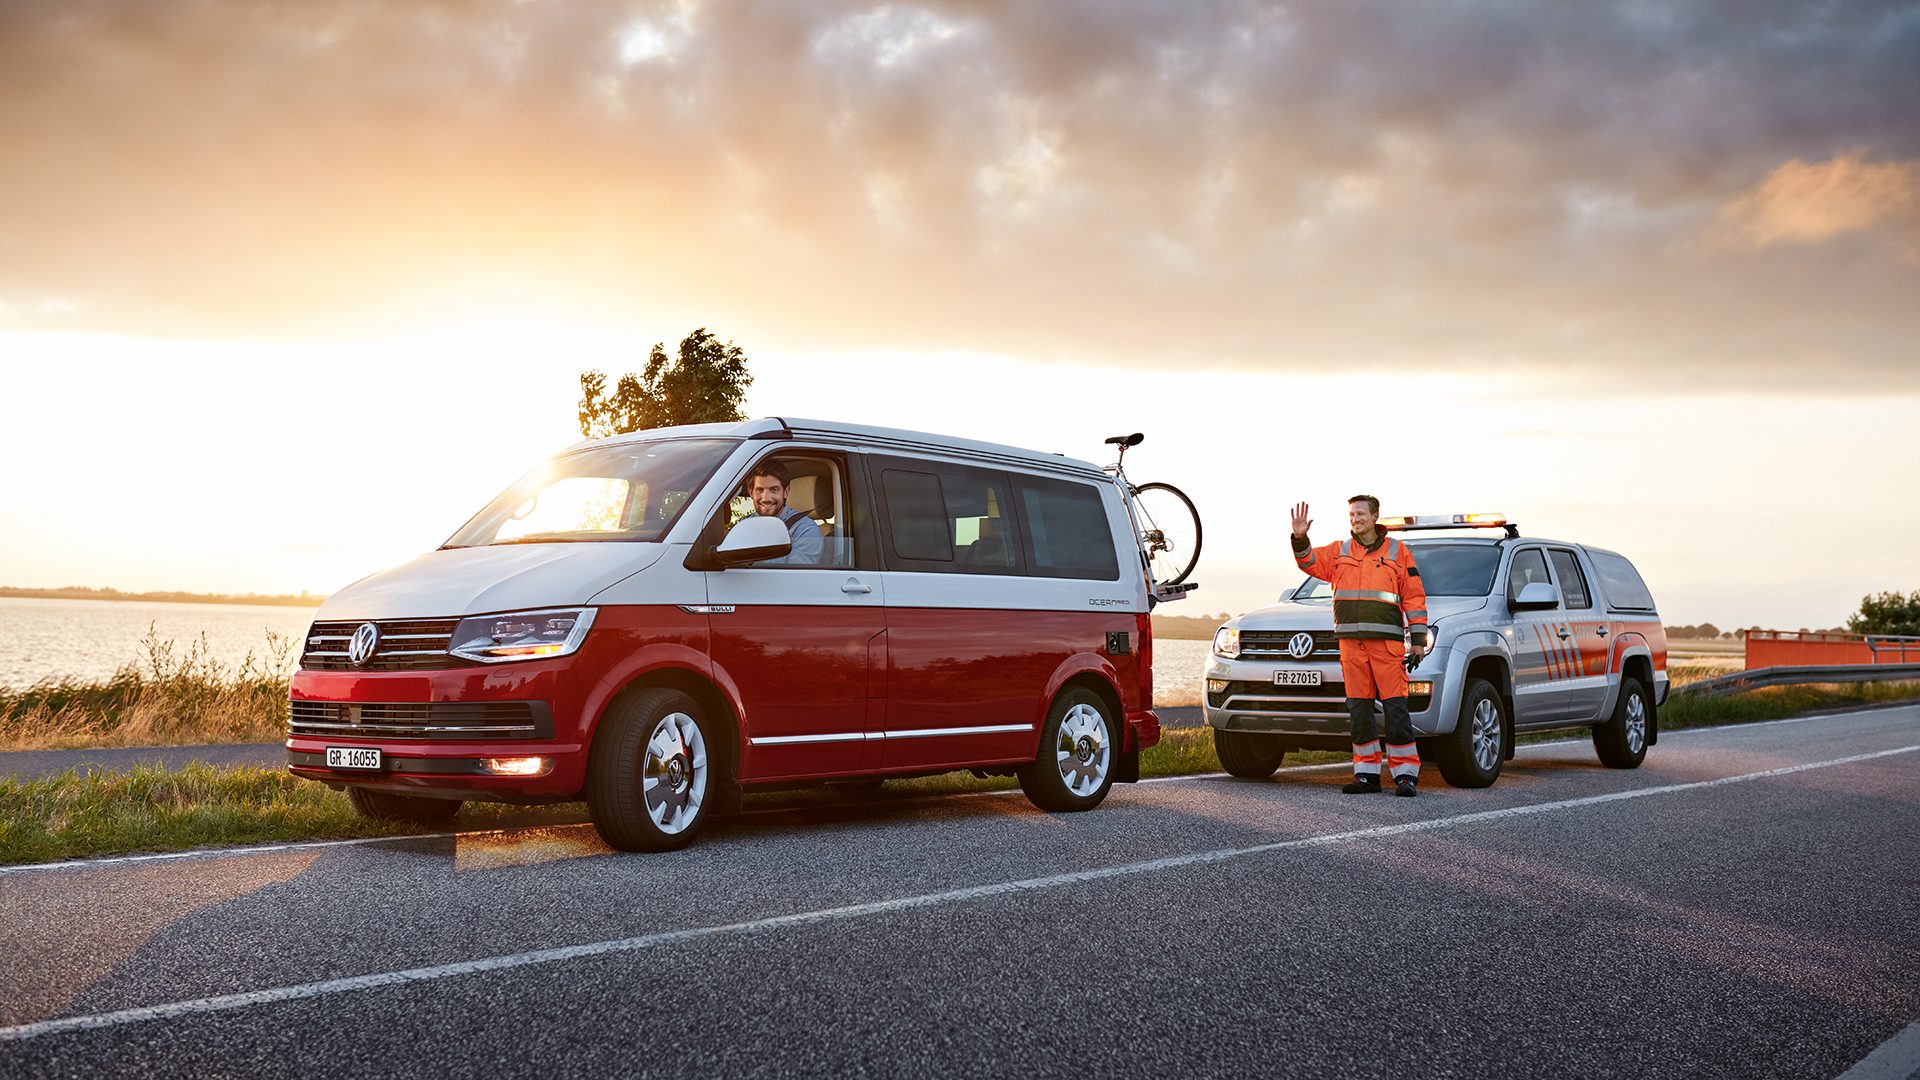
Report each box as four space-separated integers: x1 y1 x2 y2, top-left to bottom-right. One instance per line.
713 515 793 568
1509 581 1560 610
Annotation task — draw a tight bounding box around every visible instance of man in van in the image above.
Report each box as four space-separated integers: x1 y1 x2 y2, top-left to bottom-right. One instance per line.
1289 495 1431 797
749 462 824 565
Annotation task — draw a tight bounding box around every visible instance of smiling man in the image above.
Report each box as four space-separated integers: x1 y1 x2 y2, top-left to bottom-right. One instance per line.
1290 496 1432 796
748 462 824 566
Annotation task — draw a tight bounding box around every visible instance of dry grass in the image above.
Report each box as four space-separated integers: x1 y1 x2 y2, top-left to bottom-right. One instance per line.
0 626 293 751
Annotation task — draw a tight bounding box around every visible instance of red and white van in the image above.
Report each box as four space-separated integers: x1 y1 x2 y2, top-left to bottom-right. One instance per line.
288 418 1163 850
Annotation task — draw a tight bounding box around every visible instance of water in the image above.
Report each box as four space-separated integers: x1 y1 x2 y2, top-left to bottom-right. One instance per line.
0 597 1214 704
0 597 318 688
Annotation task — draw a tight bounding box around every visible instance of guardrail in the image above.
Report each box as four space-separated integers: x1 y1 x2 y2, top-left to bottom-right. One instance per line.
1675 663 1920 699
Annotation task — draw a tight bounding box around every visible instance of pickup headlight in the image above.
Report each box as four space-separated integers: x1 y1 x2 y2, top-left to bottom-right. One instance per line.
450 608 597 664
1212 626 1240 659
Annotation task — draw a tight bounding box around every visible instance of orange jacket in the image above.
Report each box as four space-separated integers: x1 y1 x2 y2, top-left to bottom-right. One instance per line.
1292 532 1429 641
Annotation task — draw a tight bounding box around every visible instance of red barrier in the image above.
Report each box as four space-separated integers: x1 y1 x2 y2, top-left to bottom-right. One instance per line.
1744 630 1920 667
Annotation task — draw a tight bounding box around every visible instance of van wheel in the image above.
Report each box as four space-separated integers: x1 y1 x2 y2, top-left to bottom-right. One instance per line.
1594 676 1650 769
587 688 714 852
1214 729 1287 778
1019 689 1118 812
1435 678 1505 788
346 787 462 827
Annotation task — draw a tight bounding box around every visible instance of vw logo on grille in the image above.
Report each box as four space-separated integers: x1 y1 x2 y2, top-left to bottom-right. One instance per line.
1288 632 1315 659
347 622 381 667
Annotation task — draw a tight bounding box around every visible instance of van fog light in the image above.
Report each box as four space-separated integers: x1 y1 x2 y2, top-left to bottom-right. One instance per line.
1207 679 1230 694
484 756 551 777
1409 681 1433 696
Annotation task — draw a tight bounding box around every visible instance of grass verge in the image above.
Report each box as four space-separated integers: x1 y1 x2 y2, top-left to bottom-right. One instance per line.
5 684 1918 866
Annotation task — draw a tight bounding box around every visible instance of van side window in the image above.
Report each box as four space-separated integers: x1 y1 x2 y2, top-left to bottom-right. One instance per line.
1015 476 1119 580
881 469 952 562
879 462 1023 574
729 454 856 569
1507 548 1553 605
1547 549 1591 609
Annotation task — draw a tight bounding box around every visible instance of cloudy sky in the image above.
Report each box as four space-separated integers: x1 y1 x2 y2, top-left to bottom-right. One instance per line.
2 0 1917 630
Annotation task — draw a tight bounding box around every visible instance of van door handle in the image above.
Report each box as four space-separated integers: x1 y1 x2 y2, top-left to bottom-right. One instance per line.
842 578 873 595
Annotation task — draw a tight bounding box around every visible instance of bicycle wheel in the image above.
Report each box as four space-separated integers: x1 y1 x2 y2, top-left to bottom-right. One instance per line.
1131 482 1201 587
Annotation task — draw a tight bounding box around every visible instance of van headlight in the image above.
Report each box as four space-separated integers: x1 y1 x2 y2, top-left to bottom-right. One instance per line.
1212 626 1240 659
450 608 597 664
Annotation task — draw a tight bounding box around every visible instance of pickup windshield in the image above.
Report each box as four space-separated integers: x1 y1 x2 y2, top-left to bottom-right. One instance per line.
1289 541 1501 600
443 438 737 548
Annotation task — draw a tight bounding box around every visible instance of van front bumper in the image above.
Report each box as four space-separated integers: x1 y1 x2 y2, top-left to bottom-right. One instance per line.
287 661 592 801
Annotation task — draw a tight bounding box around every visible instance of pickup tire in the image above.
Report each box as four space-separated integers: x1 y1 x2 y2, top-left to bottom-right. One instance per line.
346 787 462 827
1434 678 1505 788
1214 729 1287 778
1593 676 1651 769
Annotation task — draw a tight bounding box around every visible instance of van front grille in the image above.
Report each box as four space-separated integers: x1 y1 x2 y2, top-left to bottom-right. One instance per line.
301 618 471 671
288 700 552 740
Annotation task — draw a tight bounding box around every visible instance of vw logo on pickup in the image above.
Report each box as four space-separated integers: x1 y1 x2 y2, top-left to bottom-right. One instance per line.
1288 632 1315 659
347 622 381 667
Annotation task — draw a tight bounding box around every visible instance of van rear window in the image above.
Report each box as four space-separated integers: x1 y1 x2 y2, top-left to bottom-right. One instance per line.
1589 550 1657 611
1016 476 1119 581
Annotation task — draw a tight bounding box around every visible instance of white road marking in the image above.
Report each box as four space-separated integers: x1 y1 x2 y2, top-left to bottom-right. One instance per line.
1835 1021 1920 1080
1 744 1911 1044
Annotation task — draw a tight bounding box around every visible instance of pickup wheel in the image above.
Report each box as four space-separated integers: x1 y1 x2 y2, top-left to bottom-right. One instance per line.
1018 689 1117 812
587 688 715 852
346 787 462 828
1214 729 1287 778
1593 676 1650 769
1435 678 1505 789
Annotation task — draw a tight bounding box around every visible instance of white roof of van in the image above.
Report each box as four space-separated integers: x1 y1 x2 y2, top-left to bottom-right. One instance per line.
575 417 1110 478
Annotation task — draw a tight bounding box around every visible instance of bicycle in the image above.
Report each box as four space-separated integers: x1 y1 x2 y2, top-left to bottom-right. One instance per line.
1103 432 1202 600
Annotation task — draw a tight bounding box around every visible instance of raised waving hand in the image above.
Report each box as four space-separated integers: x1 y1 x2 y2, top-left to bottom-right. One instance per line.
1290 501 1311 538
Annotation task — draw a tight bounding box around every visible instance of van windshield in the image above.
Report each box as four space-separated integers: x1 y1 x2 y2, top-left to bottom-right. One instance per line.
1288 541 1501 599
443 439 737 548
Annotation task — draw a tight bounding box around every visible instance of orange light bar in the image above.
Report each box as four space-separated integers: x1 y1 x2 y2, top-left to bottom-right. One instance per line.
1380 513 1510 530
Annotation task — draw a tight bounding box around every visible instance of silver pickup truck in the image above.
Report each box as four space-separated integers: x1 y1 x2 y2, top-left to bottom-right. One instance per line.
1204 518 1669 787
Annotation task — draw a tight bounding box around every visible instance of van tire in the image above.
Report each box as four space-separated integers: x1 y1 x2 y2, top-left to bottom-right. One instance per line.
346 787 462 827
1434 678 1505 788
1019 688 1119 812
1214 729 1287 778
1593 676 1650 769
587 688 716 852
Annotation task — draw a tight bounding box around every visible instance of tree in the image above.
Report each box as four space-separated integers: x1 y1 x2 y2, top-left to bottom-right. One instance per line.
578 327 754 437
1846 589 1920 637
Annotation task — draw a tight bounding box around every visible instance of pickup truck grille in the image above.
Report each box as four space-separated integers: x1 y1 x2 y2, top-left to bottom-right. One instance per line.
288 700 553 741
301 618 472 671
1238 630 1341 661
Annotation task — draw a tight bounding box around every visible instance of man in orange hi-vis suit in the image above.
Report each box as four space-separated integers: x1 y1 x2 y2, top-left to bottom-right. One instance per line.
1290 495 1432 796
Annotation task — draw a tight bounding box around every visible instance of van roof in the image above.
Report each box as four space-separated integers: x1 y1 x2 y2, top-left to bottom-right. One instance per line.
577 417 1111 479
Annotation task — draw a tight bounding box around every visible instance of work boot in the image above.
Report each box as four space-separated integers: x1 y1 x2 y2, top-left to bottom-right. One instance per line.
1394 777 1418 798
1341 775 1381 794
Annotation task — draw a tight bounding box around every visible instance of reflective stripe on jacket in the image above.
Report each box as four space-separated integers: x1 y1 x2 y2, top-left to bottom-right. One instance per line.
1292 533 1429 641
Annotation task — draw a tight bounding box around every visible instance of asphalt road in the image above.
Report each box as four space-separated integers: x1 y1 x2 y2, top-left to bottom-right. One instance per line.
2 705 1917 1079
